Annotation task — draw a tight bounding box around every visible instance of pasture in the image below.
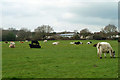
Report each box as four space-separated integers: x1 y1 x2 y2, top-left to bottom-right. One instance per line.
2 40 118 78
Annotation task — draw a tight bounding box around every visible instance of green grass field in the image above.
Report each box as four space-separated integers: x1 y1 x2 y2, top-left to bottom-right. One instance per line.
2 40 118 78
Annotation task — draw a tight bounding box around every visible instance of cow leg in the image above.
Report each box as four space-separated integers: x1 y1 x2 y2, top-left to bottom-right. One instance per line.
109 51 112 58
97 50 99 57
100 53 102 59
113 54 115 58
104 53 106 58
99 48 102 59
97 48 101 57
97 53 99 57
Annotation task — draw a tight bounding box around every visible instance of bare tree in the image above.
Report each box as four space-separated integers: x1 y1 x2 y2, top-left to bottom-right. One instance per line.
34 25 54 40
34 25 54 33
80 28 90 33
17 28 32 40
8 28 16 31
80 28 92 39
101 24 118 38
101 24 117 33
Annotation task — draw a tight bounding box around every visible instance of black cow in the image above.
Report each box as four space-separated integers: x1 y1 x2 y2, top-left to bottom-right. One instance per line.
89 41 92 43
74 41 83 45
29 40 41 48
31 41 39 45
93 44 97 47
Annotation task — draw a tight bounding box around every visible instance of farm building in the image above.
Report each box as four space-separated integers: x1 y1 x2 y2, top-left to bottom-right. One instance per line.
59 33 75 38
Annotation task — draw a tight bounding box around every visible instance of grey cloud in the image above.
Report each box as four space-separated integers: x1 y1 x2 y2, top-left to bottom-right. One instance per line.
2 1 118 32
70 2 118 19
73 2 118 19
57 2 118 26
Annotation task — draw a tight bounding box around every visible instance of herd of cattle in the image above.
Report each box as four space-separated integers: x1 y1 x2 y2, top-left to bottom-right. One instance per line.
3 40 116 59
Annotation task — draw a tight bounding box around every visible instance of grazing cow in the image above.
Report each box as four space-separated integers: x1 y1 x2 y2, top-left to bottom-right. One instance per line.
70 42 74 44
80 42 83 44
74 41 80 45
29 40 41 48
32 41 39 45
96 42 115 59
20 41 24 43
43 40 47 43
25 40 28 42
87 41 92 44
74 41 83 45
10 41 15 45
9 44 15 48
5 41 9 44
9 41 15 48
52 42 59 45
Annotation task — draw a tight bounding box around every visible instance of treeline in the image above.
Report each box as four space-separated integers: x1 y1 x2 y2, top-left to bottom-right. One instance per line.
1 25 55 41
1 24 119 41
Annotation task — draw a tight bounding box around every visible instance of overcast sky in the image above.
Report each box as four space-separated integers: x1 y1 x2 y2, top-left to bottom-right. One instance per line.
1 0 118 32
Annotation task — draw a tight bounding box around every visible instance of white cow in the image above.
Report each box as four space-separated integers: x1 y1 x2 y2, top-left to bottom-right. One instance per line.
80 42 83 44
9 41 15 48
70 42 74 44
25 40 28 42
43 40 47 43
10 41 15 45
96 42 115 59
52 42 59 45
87 41 92 44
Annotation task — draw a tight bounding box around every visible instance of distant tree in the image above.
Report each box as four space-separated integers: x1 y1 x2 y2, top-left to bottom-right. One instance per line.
33 32 46 40
6 32 16 41
17 28 32 40
8 28 16 31
101 24 117 33
101 24 118 38
34 25 54 40
8 28 18 34
73 34 80 40
93 32 106 40
118 32 120 35
20 28 30 32
52 32 57 34
2 30 16 41
74 30 78 34
80 28 88 33
80 28 92 39
34 25 54 33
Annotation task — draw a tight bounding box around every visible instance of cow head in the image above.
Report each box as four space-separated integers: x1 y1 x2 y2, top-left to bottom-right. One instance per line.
112 51 115 57
111 50 115 58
